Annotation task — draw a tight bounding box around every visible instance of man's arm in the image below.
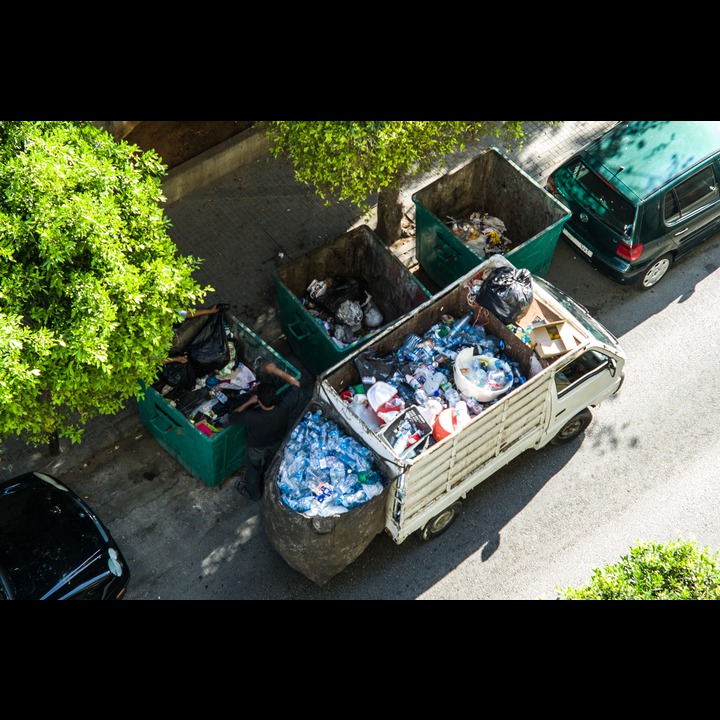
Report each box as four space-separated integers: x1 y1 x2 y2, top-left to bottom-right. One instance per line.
232 394 258 414
264 361 300 388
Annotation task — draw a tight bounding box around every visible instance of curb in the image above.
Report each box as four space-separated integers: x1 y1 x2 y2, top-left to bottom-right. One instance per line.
162 125 270 205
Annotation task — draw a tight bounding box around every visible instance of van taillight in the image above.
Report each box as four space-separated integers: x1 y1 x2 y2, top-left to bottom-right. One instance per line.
546 175 556 195
616 241 643 262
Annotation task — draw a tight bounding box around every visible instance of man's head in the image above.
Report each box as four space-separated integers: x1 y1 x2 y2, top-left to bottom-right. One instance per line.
256 382 278 409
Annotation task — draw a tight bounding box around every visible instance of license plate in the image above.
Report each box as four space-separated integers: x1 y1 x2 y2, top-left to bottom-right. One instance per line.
564 230 593 258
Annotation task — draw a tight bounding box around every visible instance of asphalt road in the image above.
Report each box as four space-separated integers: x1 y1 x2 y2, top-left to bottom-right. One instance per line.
59 228 720 600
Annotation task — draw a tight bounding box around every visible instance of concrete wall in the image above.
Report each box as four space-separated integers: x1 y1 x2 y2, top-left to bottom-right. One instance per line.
162 125 270 205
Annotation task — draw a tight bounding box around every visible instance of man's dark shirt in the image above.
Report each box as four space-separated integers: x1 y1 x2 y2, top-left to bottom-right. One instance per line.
226 386 302 449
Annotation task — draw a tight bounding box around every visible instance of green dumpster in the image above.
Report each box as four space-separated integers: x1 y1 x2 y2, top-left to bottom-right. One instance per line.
412 147 571 289
272 224 431 377
137 311 300 487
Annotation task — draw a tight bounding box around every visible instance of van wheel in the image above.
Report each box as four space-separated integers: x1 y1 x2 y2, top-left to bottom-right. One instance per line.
639 253 672 289
551 409 593 445
418 501 462 541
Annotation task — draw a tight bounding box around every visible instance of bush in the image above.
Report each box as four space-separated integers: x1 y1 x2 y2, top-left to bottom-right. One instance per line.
556 538 720 600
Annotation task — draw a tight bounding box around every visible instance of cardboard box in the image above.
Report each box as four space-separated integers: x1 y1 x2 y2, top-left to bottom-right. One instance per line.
530 321 580 359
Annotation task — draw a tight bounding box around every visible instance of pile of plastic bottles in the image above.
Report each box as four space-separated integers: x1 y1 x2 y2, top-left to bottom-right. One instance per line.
343 311 527 443
276 409 386 517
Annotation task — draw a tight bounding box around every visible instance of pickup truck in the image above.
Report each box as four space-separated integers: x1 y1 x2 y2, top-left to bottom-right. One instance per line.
263 256 626 585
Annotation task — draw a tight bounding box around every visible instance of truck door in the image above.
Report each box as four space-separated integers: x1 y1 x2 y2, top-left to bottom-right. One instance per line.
548 348 624 434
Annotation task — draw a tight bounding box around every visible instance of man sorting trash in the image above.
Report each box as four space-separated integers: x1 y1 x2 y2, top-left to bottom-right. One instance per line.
227 361 305 501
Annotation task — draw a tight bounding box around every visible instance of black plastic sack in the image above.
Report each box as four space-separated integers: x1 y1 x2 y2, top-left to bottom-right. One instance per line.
353 349 398 387
187 311 231 374
161 359 196 390
474 266 533 325
313 276 368 317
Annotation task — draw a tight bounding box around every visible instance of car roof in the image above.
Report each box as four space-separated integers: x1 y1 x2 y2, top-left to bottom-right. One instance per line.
580 120 720 201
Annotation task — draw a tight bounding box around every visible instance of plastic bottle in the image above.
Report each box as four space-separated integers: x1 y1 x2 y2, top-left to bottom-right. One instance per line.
414 365 433 387
349 397 381 431
429 322 450 340
487 368 509 390
423 371 442 396
447 312 474 340
437 374 453 394
414 387 429 407
404 373 422 390
455 401 471 428
444 387 460 407
328 460 346 486
468 358 487 386
393 429 411 455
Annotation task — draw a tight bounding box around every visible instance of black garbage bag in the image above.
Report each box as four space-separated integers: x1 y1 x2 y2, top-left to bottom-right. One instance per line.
187 310 231 375
161 359 197 390
474 266 533 325
312 276 368 318
354 349 398 387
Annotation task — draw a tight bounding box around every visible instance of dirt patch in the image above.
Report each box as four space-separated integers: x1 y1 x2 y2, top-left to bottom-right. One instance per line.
122 121 255 170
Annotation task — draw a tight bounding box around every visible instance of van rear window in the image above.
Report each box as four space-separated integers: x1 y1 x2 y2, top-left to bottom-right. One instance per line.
567 160 636 236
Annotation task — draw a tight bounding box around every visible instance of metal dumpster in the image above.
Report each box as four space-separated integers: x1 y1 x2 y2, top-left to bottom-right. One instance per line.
412 147 571 289
272 224 432 376
137 311 300 488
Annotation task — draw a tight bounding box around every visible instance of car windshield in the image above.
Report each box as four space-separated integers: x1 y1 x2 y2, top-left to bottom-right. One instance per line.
0 480 105 600
567 160 637 237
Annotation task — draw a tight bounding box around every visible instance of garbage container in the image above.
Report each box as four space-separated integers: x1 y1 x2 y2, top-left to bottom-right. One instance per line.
137 310 300 487
272 224 432 376
412 147 571 289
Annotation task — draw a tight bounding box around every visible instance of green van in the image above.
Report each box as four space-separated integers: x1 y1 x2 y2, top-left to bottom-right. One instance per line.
546 120 720 289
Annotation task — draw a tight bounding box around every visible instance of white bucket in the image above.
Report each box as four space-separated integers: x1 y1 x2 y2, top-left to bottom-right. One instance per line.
454 347 512 402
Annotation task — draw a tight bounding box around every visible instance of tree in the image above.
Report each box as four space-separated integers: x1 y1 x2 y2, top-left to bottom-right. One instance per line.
0 121 212 453
261 121 538 244
556 538 720 600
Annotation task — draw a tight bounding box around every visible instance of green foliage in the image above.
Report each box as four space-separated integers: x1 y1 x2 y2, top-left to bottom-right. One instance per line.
0 121 211 446
261 121 530 210
557 538 720 600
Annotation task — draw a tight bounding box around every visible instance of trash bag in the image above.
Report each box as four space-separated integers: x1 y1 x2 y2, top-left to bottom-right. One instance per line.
335 299 363 329
187 311 231 375
161 359 196 390
311 276 368 317
354 349 398 387
362 300 383 328
474 266 533 325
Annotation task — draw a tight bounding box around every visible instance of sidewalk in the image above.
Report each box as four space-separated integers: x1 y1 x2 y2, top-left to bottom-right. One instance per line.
0 120 618 483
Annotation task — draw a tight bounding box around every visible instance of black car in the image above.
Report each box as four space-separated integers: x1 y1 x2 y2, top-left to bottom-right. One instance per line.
0 471 130 600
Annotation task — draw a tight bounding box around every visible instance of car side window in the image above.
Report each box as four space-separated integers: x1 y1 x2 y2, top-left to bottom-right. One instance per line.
554 350 610 396
663 165 719 223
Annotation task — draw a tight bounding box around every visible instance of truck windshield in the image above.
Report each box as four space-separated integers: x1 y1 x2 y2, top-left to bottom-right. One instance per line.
533 276 619 347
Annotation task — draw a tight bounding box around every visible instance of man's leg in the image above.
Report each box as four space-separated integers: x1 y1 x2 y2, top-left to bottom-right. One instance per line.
242 446 266 501
258 442 283 498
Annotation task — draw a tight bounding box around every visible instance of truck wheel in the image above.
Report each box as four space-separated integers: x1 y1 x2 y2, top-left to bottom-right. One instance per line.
551 408 592 445
638 253 672 289
418 501 462 541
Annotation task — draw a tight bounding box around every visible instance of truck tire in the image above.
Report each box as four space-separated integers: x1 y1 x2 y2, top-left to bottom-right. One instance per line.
418 501 463 541
551 408 593 445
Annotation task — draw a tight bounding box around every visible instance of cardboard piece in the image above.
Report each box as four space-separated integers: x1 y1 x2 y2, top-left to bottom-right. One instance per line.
530 321 580 359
